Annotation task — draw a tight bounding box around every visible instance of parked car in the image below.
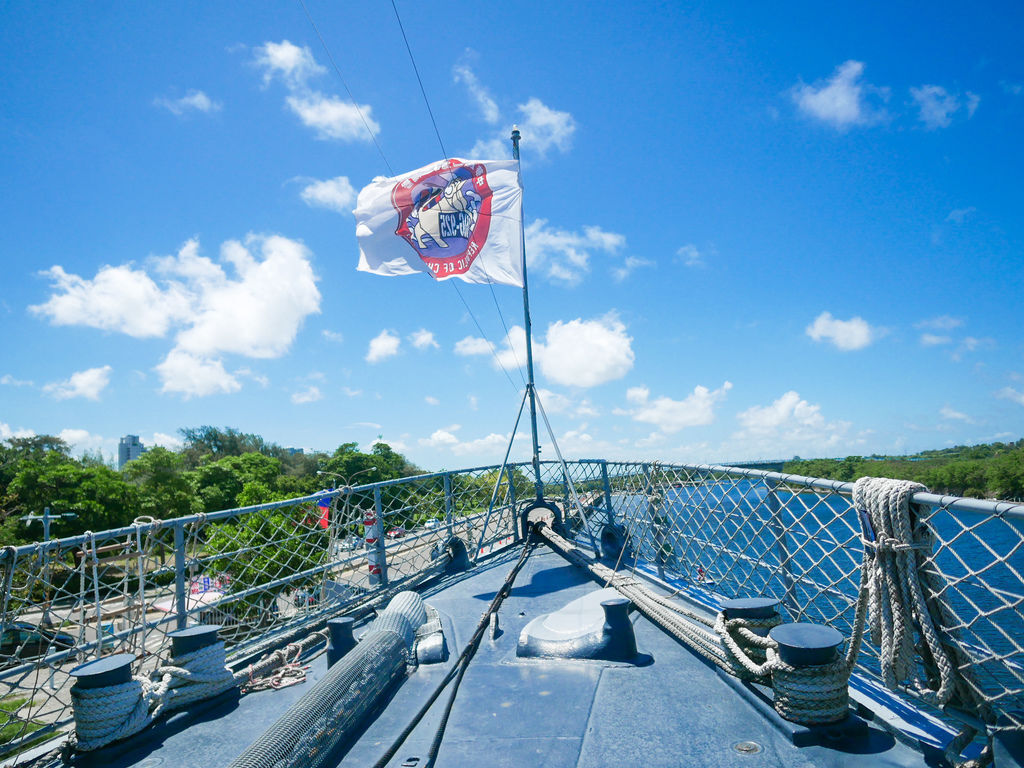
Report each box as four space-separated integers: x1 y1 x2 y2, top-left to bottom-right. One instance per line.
424 519 441 529
293 589 319 608
386 526 406 539
0 621 75 664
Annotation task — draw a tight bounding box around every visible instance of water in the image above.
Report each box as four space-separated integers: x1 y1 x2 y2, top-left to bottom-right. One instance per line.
607 479 1024 716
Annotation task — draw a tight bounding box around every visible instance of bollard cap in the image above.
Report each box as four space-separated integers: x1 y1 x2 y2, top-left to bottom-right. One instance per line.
721 597 781 620
168 624 221 656
69 653 135 689
769 622 844 667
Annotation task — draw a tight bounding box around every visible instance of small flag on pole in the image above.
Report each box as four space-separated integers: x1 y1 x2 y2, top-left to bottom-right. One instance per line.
355 158 524 287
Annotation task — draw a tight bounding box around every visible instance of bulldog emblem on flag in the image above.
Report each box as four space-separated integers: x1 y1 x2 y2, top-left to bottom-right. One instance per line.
391 160 493 279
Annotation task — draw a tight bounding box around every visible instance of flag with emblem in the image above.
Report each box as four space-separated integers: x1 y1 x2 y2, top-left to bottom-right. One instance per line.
355 158 523 287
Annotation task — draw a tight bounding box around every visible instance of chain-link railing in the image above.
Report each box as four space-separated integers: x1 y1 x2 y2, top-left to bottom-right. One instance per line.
0 464 521 758
2 458 1021 760
541 460 1023 745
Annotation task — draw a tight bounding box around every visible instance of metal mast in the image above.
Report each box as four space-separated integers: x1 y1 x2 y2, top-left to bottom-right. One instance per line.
511 126 544 502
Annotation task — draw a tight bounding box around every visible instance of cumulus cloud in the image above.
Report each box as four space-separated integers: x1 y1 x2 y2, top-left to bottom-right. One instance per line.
517 98 576 156
425 395 440 406
253 40 378 142
910 85 976 129
1 374 33 387
920 333 952 346
940 405 974 423
677 244 704 267
32 236 321 397
1 422 36 440
57 428 109 454
611 256 653 282
537 388 599 418
409 329 439 350
154 89 222 116
155 350 241 398
453 59 499 124
455 313 634 388
734 391 851 455
624 382 732 433
291 385 323 404
792 61 888 129
805 311 875 351
419 422 520 458
997 387 1024 407
322 329 343 342
366 330 400 363
43 365 112 401
525 219 626 284
300 176 356 213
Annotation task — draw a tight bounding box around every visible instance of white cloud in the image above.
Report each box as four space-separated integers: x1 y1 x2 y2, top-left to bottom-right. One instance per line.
525 219 625 284
409 329 439 350
468 395 478 410
625 382 732 433
253 40 378 142
538 314 634 387
916 315 963 330
291 385 323 404
31 263 192 337
300 176 356 213
734 391 851 456
253 40 325 89
453 60 499 124
611 256 653 282
0 422 36 440
457 314 634 388
419 425 461 447
792 60 888 129
342 386 362 397
966 92 980 117
997 387 1024 407
946 207 976 224
146 432 183 450
1002 81 1023 96
920 333 952 346
805 311 875 351
1 374 33 387
677 244 704 267
537 388 572 413
366 330 400 363
517 98 576 156
57 428 108 454
911 85 964 129
154 89 222 116
454 336 495 356
155 350 240 398
286 93 378 141
424 395 440 406
170 236 321 359
43 365 112 401
940 405 974 423
322 329 344 342
33 236 321 398
952 336 995 362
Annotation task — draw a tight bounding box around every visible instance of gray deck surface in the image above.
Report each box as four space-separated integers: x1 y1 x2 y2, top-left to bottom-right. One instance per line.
68 546 930 768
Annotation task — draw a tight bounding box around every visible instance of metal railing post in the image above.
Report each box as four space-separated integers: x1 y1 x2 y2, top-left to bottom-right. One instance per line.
600 461 614 526
173 523 187 631
444 473 454 538
374 487 389 586
766 479 797 617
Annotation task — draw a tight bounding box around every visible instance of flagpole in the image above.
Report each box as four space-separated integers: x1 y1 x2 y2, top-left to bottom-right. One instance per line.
511 126 545 503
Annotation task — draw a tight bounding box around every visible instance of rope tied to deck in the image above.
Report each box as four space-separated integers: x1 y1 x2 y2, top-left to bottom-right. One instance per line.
852 477 993 768
71 640 237 751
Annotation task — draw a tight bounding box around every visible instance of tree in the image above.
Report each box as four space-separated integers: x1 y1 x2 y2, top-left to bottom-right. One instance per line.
122 448 197 519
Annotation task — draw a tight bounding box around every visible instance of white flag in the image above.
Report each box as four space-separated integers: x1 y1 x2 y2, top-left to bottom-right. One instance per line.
355 158 523 287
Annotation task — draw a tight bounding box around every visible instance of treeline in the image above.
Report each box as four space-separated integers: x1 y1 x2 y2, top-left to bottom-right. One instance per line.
784 439 1024 501
0 427 421 547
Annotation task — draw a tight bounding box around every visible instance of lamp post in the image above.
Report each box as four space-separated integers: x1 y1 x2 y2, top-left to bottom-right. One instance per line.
21 507 77 626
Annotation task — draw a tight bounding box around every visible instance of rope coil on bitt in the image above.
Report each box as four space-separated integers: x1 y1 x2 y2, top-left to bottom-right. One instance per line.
69 625 237 752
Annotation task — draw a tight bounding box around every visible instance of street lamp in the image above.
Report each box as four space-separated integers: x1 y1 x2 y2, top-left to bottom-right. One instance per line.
21 507 77 626
316 466 376 489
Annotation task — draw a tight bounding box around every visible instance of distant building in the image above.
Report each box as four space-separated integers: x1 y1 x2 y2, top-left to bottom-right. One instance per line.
118 435 146 469
287 447 304 455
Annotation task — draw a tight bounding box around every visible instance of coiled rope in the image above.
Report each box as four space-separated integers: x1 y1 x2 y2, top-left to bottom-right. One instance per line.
71 640 237 752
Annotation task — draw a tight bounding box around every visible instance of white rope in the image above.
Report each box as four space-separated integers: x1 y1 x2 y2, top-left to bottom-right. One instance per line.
852 477 993 768
71 641 237 751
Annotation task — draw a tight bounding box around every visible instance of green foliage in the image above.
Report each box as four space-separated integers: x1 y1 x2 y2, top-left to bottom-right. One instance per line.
784 439 1024 500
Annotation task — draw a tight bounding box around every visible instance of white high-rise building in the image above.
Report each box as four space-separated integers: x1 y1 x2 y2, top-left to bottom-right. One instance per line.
118 434 145 469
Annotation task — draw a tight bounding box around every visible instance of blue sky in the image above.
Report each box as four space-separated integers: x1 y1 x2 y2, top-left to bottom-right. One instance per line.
2 1 1022 470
